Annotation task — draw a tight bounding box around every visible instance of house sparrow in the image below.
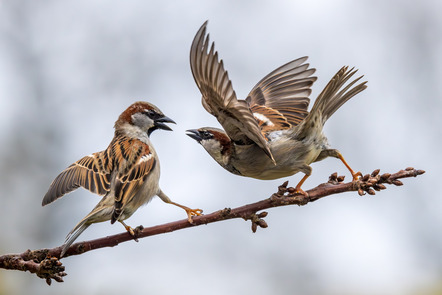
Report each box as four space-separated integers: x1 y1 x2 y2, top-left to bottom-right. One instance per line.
186 21 367 193
43 101 202 256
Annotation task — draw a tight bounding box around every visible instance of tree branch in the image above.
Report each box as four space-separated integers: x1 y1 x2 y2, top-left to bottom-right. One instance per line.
0 167 425 284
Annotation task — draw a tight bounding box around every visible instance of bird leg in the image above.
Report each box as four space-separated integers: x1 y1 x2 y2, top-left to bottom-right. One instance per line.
293 164 312 195
157 190 203 223
294 174 310 195
337 153 362 181
317 149 361 181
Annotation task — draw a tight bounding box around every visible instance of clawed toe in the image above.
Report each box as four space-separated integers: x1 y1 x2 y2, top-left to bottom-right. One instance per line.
189 209 203 216
126 226 139 242
352 171 362 181
186 208 203 223
294 188 308 196
119 220 141 242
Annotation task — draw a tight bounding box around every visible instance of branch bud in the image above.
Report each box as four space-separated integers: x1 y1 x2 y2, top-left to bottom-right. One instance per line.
377 183 386 190
257 219 268 228
371 169 380 177
392 180 403 186
258 211 268 218
251 223 257 233
337 175 345 182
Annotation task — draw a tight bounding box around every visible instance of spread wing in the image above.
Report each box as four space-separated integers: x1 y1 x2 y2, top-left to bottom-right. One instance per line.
246 57 317 133
111 137 156 223
42 151 112 206
190 21 274 162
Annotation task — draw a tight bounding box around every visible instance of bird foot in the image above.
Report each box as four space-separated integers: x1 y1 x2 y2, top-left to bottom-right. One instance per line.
124 225 138 242
352 171 362 181
293 187 308 197
120 221 142 242
185 208 203 223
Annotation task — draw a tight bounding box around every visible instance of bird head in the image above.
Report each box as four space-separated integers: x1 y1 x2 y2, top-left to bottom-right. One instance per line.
115 101 176 137
186 127 233 166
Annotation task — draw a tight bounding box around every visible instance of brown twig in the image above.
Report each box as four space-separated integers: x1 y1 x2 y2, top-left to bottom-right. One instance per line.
0 167 425 284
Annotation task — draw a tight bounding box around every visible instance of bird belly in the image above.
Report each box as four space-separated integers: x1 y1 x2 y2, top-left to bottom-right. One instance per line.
120 164 161 220
233 138 322 180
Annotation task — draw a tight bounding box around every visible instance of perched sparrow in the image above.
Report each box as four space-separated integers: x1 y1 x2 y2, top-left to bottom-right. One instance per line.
186 21 367 193
43 101 202 256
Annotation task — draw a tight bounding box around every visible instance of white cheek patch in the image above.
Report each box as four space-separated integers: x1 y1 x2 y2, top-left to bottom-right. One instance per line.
204 139 222 152
131 113 155 129
202 139 229 165
254 113 274 126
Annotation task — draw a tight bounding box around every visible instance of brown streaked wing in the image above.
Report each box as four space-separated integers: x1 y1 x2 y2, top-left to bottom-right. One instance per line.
246 57 317 127
42 152 112 206
190 21 274 162
251 104 291 135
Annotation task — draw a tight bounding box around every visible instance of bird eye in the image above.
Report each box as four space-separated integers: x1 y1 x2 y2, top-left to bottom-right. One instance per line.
201 131 212 139
144 109 157 118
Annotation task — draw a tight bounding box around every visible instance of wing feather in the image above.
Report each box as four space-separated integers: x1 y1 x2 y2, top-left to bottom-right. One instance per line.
246 57 317 129
251 104 291 134
42 152 112 206
190 21 274 162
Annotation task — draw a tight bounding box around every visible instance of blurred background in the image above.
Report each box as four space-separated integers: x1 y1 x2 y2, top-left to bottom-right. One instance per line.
0 0 440 294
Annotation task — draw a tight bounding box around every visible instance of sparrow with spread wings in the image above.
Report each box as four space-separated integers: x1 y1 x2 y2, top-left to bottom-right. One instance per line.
43 101 202 256
186 21 367 193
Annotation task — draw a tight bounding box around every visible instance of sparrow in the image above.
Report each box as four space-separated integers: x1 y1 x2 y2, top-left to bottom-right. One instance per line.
186 21 367 194
43 101 202 256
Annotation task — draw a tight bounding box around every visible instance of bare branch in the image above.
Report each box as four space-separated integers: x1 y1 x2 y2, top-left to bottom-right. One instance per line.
0 167 425 284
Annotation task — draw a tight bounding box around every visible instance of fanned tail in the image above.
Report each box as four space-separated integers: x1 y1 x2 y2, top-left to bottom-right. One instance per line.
312 66 367 124
296 66 367 139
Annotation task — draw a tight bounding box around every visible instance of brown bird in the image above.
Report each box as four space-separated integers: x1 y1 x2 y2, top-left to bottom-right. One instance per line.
43 101 202 256
186 21 366 194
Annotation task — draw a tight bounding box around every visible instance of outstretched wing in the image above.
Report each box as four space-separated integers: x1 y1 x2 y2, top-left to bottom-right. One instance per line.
190 21 274 162
111 137 156 223
42 151 112 206
246 57 317 133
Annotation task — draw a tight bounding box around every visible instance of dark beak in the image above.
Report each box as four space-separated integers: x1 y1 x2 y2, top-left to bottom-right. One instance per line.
154 115 176 131
185 129 202 142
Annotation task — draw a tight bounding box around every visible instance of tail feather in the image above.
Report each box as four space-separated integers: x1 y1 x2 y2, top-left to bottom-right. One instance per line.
296 66 367 139
60 198 113 257
61 219 91 257
321 68 367 122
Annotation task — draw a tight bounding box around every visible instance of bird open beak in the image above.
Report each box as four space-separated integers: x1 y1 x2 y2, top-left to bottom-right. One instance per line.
154 116 176 131
185 129 202 142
